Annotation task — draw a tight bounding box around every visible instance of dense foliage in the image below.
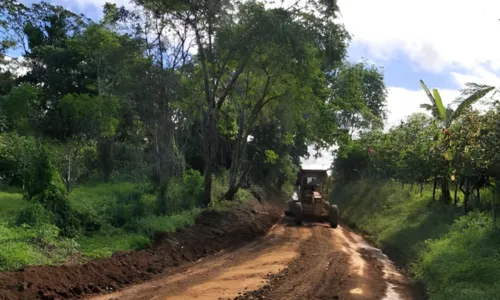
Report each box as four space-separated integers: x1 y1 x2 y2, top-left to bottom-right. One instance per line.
332 81 500 299
334 82 499 216
333 180 500 300
0 0 386 270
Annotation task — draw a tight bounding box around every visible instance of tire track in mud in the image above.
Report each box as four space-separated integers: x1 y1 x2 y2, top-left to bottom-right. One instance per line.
93 221 414 300
236 223 386 300
91 222 310 300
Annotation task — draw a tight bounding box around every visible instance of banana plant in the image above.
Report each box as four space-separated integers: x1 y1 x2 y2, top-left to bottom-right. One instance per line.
419 80 495 128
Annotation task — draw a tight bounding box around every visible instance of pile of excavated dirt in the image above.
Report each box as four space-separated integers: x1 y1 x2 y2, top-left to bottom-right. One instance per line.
0 202 280 300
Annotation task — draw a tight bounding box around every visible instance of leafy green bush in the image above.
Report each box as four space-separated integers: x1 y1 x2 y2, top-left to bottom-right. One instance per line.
23 145 83 237
234 188 255 203
69 182 155 229
16 202 54 227
166 169 204 213
413 212 500 300
209 199 234 211
0 133 36 187
211 171 229 200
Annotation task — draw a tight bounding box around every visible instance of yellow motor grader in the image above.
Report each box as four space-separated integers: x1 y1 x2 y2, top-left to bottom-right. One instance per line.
284 168 338 228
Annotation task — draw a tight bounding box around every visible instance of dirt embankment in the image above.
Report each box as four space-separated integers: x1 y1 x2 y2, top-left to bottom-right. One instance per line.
0 202 280 300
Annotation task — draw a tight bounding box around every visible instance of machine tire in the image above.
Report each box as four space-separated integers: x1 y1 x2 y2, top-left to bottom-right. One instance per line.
293 202 303 225
329 204 339 228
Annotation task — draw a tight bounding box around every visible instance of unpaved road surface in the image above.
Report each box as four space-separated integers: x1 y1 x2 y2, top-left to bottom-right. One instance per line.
91 221 414 300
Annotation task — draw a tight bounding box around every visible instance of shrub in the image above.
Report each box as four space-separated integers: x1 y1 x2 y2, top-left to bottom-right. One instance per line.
0 133 36 187
413 212 500 300
22 145 82 237
164 169 204 213
234 188 255 203
69 182 155 229
16 202 54 227
209 199 233 211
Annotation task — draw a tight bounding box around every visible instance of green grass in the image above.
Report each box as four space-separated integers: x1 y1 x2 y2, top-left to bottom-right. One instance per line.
0 182 203 269
77 231 151 259
0 190 27 223
0 223 78 271
134 207 202 237
0 177 259 270
78 208 202 259
333 180 500 300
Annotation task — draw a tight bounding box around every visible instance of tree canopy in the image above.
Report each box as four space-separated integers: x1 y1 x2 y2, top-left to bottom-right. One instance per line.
0 0 386 210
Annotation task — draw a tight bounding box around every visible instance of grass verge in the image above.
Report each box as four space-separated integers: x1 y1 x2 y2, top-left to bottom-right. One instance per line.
0 177 258 270
332 179 500 300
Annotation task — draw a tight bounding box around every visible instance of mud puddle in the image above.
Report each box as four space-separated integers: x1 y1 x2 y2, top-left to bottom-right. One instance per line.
334 226 411 300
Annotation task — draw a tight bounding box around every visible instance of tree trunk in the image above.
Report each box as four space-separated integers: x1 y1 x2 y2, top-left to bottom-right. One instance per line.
201 110 217 206
493 189 497 230
157 182 168 215
225 155 240 201
97 138 113 181
66 151 71 193
463 178 470 214
224 185 239 201
225 109 245 201
476 185 481 209
420 183 424 197
432 177 437 201
202 165 213 206
441 178 451 204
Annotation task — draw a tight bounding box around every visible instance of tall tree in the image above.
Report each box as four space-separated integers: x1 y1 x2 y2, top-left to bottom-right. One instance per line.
134 0 352 204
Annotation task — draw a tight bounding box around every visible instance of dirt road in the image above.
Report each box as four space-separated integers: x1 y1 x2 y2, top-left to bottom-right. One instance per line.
91 221 413 300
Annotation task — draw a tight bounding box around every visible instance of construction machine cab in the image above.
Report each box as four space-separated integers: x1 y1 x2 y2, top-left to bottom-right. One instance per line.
296 169 327 203
286 168 338 228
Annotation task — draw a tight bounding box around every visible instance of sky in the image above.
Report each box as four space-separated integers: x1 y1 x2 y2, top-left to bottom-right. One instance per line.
14 0 500 169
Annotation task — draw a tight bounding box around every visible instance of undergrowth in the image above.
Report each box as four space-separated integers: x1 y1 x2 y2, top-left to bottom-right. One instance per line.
0 190 26 223
332 179 500 300
0 173 258 270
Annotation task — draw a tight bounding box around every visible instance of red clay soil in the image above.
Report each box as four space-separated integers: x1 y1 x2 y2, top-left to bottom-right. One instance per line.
0 203 280 300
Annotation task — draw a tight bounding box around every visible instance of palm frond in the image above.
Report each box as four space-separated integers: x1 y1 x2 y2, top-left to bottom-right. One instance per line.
432 89 447 123
419 80 436 107
452 85 495 121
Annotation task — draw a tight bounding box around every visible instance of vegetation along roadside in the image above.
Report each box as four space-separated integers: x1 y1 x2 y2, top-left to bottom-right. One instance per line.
332 84 500 299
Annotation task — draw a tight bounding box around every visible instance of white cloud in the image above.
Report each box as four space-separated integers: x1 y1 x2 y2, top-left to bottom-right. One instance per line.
337 0 500 74
384 86 460 129
301 146 336 170
451 66 500 87
1 56 28 76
